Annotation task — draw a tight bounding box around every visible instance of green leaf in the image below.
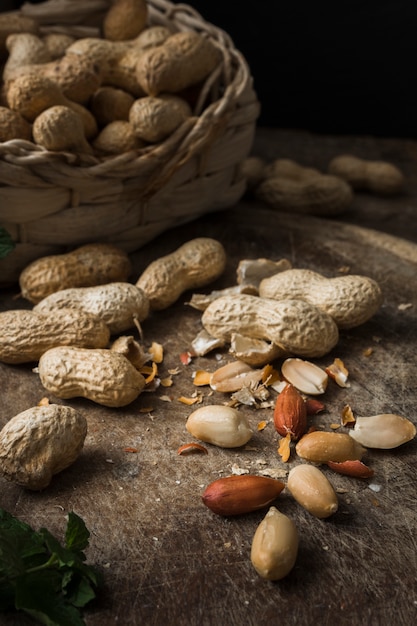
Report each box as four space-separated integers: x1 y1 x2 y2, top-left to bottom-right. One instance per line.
0 228 15 260
65 512 90 554
16 572 86 626
0 508 103 625
65 574 97 608
0 579 15 611
0 510 47 579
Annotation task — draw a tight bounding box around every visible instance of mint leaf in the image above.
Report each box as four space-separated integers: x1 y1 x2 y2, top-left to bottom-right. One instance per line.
65 574 97 608
65 512 90 553
0 510 47 579
15 572 86 626
0 508 102 625
0 228 15 259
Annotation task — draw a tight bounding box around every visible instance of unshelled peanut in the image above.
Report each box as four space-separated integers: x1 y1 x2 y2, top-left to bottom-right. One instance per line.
38 347 146 407
201 294 339 358
255 172 353 216
34 282 149 334
0 404 87 490
328 154 405 195
19 243 132 303
135 31 222 96
136 238 227 310
0 308 110 364
259 268 383 329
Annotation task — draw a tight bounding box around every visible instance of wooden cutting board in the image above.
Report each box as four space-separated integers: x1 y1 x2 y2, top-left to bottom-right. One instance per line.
1 202 416 626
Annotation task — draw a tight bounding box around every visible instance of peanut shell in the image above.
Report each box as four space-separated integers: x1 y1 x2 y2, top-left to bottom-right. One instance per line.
38 346 146 407
0 308 110 364
0 404 87 490
34 282 149 334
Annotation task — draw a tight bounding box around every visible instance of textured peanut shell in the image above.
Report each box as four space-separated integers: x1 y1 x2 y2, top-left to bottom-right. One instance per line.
34 282 149 334
19 243 132 303
259 269 383 329
136 237 226 310
0 14 39 53
103 47 147 96
103 0 148 42
129 94 191 143
0 308 110 364
136 31 222 96
0 105 32 141
201 294 339 358
90 86 135 126
38 347 146 407
328 155 405 195
32 105 93 153
3 33 51 82
93 120 145 154
287 464 338 519
256 174 353 216
0 404 87 490
264 158 321 181
250 506 299 580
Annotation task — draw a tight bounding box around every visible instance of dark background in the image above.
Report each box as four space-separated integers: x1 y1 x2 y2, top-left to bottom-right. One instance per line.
4 0 417 139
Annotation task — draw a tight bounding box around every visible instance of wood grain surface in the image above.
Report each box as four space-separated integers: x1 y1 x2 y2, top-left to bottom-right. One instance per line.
1 129 417 626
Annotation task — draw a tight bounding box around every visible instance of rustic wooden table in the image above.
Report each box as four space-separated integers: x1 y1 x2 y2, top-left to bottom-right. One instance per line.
1 128 417 626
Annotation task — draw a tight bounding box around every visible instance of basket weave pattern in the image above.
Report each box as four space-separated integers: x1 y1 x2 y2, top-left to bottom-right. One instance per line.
0 0 259 284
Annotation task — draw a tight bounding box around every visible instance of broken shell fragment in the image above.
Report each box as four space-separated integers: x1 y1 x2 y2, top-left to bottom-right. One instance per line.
325 357 350 388
110 335 150 369
281 357 328 395
349 414 416 449
230 333 286 367
191 329 225 356
187 284 258 311
186 404 253 448
210 360 264 393
236 258 292 289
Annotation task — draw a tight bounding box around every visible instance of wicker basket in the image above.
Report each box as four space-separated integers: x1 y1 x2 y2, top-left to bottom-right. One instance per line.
0 0 259 285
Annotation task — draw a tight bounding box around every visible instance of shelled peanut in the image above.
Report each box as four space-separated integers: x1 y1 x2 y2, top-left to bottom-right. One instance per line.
0 0 223 155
